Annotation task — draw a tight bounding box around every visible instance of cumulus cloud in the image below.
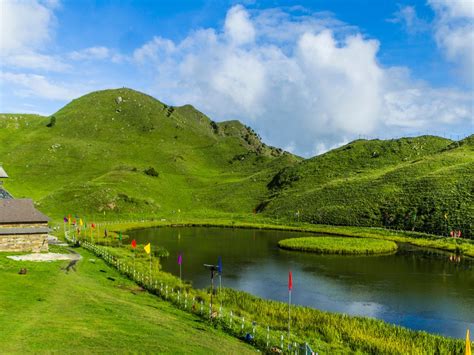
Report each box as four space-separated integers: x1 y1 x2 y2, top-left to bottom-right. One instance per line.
224 5 256 45
132 5 472 156
428 0 474 82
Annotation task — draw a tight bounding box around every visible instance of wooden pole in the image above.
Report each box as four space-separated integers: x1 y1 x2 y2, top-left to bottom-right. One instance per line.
149 252 152 280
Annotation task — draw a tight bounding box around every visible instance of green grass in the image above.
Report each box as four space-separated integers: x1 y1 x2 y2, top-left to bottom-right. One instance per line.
0 247 255 354
278 236 398 254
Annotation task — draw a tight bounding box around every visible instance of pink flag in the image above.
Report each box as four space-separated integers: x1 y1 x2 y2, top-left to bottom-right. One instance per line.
178 254 182 265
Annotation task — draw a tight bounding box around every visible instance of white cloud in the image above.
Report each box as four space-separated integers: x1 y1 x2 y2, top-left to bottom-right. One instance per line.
132 6 472 156
224 5 256 45
428 0 474 82
0 0 66 71
69 46 110 61
2 52 69 71
387 5 429 34
0 72 78 101
429 0 474 19
0 0 55 54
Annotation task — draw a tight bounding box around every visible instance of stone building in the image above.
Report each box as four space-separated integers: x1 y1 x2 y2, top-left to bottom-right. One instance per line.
0 167 50 252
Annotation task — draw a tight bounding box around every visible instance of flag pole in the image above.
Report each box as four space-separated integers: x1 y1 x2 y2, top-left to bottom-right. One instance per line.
149 251 152 280
288 270 292 342
288 288 291 340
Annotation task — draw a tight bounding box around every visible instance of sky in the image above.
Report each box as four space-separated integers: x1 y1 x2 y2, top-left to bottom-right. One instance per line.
0 0 473 157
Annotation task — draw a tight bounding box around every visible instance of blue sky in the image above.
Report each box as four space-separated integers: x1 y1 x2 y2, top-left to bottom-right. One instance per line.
1 0 473 156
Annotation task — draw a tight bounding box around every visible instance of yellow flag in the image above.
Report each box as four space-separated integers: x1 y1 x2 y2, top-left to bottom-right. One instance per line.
467 329 471 355
144 243 151 254
79 218 83 226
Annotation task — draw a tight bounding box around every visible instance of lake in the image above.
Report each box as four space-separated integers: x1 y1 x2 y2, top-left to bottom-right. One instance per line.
129 226 474 339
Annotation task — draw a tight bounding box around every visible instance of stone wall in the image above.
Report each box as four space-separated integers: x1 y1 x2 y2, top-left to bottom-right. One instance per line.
0 234 48 252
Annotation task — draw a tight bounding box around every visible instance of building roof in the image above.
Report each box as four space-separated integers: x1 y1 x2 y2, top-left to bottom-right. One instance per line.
0 227 50 235
0 167 8 178
0 199 50 224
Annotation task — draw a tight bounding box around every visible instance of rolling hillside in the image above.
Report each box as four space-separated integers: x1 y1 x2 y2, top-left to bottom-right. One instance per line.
0 88 298 219
261 136 474 238
1 88 472 237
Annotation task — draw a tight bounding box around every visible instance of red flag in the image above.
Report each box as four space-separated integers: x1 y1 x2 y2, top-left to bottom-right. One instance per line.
91 223 96 229
131 239 137 248
288 271 293 291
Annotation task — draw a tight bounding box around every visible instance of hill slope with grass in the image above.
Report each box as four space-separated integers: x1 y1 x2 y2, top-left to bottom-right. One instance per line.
260 136 474 237
0 88 298 219
1 88 472 237
0 247 255 353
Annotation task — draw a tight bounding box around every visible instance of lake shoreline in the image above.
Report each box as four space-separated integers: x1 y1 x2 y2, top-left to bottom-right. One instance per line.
97 218 474 259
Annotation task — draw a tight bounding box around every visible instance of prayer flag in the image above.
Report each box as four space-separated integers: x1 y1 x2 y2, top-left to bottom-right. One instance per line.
467 328 471 355
288 271 293 291
131 239 137 248
217 256 222 274
144 243 151 254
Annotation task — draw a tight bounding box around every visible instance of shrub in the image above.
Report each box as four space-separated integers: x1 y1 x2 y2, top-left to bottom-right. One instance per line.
144 167 159 177
46 116 56 127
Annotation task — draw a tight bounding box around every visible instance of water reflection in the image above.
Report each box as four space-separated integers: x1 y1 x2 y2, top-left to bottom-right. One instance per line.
130 226 474 338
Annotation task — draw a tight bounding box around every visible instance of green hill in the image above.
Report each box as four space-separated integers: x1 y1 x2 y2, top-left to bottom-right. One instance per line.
0 88 298 219
1 88 472 237
261 136 474 238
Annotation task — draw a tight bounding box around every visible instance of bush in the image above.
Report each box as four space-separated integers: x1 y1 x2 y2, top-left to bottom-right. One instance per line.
144 167 159 177
46 116 56 127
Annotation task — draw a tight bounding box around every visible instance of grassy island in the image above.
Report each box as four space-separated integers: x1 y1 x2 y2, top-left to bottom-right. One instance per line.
278 236 398 255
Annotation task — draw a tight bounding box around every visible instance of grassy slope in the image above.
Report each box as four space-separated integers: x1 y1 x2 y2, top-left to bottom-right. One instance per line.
0 247 254 354
0 88 298 219
262 136 474 237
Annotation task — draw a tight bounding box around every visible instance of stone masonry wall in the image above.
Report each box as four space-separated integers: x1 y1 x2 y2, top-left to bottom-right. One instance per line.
0 234 48 252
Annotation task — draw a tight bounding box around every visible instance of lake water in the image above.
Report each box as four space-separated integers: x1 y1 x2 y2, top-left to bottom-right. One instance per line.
130 226 474 339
